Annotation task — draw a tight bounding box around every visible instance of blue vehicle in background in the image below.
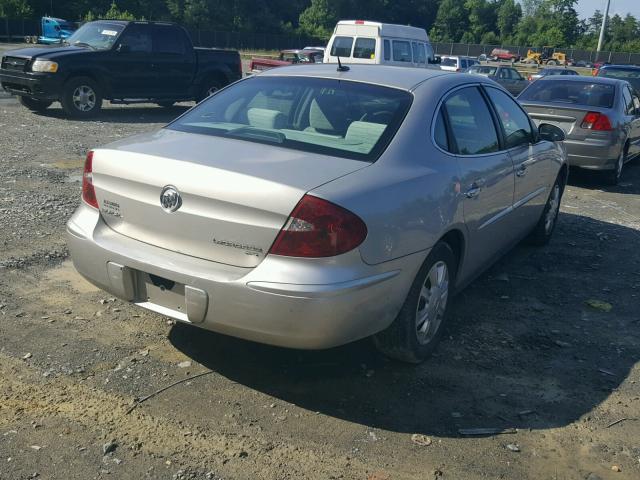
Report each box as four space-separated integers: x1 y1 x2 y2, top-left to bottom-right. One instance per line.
25 17 77 45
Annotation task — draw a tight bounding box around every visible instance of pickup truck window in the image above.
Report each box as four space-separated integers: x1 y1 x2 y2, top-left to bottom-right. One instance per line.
119 25 152 53
65 21 125 50
168 76 412 162
153 26 187 55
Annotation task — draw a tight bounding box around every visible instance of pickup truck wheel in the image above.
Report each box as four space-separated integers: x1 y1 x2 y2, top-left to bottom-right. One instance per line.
197 80 223 102
61 77 102 118
18 96 52 112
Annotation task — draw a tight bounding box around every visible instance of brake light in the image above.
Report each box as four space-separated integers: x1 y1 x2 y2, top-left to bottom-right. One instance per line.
269 195 367 258
528 75 532 81
581 111 612 131
82 150 99 209
355 20 365 24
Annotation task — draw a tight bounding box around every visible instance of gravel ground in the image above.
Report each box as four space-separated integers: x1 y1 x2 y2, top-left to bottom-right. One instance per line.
1 50 640 480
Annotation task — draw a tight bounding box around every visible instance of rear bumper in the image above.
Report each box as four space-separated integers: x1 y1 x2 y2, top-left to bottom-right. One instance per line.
66 203 423 349
564 138 621 170
0 70 62 100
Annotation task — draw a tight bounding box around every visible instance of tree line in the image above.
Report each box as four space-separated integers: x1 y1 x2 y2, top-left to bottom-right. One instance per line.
1 0 639 53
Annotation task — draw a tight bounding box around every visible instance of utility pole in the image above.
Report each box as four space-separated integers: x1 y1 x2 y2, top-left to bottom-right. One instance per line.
596 0 611 61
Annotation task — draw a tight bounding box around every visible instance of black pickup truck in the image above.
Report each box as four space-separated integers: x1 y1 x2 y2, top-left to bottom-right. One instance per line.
0 20 242 117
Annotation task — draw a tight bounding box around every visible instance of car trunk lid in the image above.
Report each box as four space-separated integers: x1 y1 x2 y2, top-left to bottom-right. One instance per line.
91 129 368 268
521 102 608 139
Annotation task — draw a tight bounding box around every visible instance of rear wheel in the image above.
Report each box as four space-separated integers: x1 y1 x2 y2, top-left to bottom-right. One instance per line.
61 77 102 118
196 79 223 102
373 242 456 363
528 174 564 245
604 147 626 186
18 96 52 112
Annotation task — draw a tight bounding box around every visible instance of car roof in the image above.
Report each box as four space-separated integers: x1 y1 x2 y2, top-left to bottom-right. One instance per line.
536 75 626 86
600 65 640 71
258 64 452 91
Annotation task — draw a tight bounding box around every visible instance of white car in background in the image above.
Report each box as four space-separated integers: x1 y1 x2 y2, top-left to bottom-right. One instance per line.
440 56 479 72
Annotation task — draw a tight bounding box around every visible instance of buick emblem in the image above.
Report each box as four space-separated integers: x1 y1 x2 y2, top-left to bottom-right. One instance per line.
160 185 182 213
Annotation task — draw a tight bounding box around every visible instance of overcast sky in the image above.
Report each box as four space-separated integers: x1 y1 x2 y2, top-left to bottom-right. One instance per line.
572 0 640 19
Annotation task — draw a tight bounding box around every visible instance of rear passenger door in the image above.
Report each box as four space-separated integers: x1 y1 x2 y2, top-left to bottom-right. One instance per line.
485 86 554 230
622 85 640 157
108 24 154 97
437 86 515 277
152 25 196 99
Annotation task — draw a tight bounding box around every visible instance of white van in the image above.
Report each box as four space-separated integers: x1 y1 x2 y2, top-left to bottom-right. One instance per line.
324 20 438 68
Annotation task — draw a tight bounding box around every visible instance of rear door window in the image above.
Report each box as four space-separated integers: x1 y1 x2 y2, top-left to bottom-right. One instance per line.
442 87 500 155
622 86 634 115
485 87 534 148
330 36 353 57
153 26 187 55
353 38 376 59
412 43 426 65
392 40 412 62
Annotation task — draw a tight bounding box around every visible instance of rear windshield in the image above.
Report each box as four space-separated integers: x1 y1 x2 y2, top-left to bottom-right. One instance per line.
168 76 413 162
598 68 640 91
468 66 496 76
519 80 616 108
441 58 457 67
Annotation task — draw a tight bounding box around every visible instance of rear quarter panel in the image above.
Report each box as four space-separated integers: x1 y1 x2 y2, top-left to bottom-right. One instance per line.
311 76 466 266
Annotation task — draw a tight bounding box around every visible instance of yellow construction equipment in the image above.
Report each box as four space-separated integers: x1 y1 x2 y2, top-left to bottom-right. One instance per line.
523 46 569 66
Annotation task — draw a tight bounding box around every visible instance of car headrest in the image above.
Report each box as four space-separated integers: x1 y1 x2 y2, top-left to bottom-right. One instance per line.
247 108 286 130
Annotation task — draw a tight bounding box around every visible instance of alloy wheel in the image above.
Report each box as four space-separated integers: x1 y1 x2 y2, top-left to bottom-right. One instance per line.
544 183 561 234
72 85 96 112
415 261 449 345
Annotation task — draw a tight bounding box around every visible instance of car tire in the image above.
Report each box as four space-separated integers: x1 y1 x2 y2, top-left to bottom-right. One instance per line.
527 174 564 246
18 96 52 112
604 146 626 186
157 101 175 108
546 60 558 66
373 242 456 364
61 76 103 118
197 79 223 103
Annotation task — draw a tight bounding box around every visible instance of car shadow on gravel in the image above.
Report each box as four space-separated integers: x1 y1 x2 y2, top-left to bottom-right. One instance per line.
169 212 640 437
568 156 640 194
33 104 190 124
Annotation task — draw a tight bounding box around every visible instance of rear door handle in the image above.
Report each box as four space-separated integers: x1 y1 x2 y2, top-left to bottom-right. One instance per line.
464 182 483 198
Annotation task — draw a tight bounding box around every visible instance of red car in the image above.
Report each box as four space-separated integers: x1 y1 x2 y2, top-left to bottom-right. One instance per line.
490 48 520 62
249 49 324 74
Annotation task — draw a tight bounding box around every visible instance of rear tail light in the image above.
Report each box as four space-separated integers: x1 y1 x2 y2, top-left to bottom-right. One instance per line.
528 75 532 81
269 194 367 258
82 150 99 209
355 20 365 24
581 111 612 131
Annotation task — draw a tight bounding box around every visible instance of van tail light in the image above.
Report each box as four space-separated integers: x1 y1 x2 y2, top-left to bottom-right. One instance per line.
581 111 612 131
82 150 99 209
355 20 365 24
269 195 367 258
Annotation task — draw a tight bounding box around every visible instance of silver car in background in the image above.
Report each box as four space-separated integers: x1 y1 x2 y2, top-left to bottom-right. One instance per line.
67 65 567 363
519 76 640 184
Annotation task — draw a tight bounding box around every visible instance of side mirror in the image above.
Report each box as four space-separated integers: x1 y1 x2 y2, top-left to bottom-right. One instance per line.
116 44 131 53
538 123 566 142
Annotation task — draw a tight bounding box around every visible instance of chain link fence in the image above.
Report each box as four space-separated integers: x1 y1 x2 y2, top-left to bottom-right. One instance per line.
433 42 640 65
1 18 639 63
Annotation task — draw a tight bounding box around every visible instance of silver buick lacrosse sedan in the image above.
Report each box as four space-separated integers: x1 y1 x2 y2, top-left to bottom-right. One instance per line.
67 64 567 362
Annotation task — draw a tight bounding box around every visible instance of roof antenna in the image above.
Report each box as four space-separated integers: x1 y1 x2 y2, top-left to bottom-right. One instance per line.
336 55 350 72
